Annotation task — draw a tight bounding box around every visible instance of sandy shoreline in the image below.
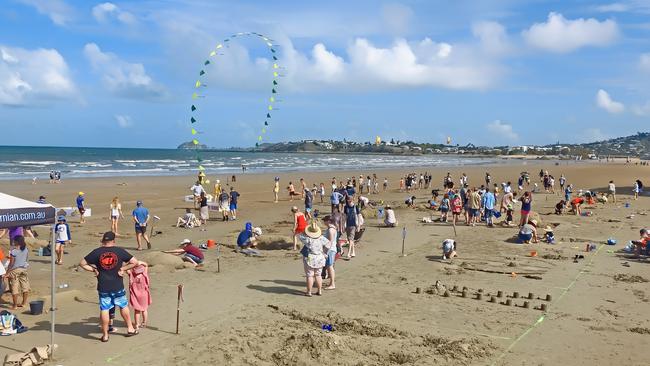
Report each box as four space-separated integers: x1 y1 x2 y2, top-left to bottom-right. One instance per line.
0 160 648 365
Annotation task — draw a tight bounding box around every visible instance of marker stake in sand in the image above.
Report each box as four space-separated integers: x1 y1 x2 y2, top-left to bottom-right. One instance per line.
400 226 407 257
176 284 184 335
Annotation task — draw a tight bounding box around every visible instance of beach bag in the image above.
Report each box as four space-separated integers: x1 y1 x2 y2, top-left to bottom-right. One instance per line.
0 310 27 336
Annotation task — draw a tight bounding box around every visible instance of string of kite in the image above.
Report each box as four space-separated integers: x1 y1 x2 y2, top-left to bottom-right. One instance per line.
189 32 283 172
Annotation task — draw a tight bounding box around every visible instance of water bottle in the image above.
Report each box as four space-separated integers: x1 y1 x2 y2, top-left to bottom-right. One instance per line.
38 247 43 256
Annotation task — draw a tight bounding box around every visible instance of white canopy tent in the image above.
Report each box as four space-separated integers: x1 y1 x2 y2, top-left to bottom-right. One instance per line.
0 192 56 356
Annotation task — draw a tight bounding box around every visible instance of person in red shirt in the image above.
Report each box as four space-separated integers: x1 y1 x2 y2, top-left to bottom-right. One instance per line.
163 239 204 267
632 228 649 258
570 197 585 216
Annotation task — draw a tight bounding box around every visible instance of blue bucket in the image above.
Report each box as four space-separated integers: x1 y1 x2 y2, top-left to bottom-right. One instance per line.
607 238 617 245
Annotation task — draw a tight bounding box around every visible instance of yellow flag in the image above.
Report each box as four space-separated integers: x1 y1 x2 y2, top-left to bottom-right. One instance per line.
273 63 279 69
195 80 201 88
273 72 279 77
205 179 210 184
191 128 197 135
266 42 273 47
268 105 273 111
199 165 205 171
209 51 216 56
258 136 263 141
269 97 275 102
262 128 266 133
216 44 223 49
192 92 198 99
192 139 199 145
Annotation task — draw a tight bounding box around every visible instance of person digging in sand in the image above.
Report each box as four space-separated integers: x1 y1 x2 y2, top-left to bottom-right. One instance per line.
164 239 204 267
441 239 457 260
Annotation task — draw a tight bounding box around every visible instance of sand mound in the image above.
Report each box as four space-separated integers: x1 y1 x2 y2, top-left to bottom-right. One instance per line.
613 274 648 283
257 236 293 251
170 305 495 366
138 251 184 267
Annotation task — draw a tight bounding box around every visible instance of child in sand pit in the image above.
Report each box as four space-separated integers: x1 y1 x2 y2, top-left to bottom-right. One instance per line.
441 239 457 260
632 228 649 257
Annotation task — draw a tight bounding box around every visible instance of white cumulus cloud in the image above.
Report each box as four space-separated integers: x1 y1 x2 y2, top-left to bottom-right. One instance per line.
472 21 511 55
114 114 133 128
92 2 136 24
83 43 167 100
522 12 619 53
486 120 519 142
596 89 625 113
17 0 74 26
0 45 76 106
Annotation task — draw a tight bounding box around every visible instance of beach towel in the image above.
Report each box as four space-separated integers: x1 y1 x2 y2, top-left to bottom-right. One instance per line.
128 265 152 312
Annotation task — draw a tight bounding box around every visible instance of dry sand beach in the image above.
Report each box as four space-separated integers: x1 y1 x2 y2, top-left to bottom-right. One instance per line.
1 161 649 366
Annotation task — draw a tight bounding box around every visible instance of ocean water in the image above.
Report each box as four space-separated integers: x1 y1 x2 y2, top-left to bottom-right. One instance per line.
0 146 502 180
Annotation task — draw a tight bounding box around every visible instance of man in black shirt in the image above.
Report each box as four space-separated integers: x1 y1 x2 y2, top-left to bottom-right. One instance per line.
79 231 139 342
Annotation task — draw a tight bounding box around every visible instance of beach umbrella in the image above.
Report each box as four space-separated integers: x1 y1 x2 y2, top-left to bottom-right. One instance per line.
0 193 56 356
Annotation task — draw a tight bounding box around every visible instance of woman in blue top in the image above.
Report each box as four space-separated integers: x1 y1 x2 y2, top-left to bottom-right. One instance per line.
519 191 533 227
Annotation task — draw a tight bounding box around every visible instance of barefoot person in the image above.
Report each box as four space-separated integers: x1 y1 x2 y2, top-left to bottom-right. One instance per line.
54 216 71 265
109 197 124 235
127 261 151 330
76 192 86 224
299 222 327 297
164 239 204 267
132 201 151 250
291 206 308 250
322 215 337 290
79 231 139 342
7 236 30 310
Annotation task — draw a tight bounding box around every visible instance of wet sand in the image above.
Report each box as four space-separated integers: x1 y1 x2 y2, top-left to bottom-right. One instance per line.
1 161 648 365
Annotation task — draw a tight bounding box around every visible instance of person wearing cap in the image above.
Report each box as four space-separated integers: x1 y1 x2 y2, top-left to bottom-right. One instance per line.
236 223 262 250
79 231 139 341
37 195 46 204
7 235 30 310
518 220 538 244
164 239 204 266
54 216 71 265
76 192 86 224
229 186 240 221
299 222 327 297
132 201 151 250
441 239 457 260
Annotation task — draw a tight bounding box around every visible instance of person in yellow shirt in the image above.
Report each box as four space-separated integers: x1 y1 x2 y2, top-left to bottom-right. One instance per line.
214 179 222 198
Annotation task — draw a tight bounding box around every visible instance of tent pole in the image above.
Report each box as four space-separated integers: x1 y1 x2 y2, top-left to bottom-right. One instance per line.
50 224 56 357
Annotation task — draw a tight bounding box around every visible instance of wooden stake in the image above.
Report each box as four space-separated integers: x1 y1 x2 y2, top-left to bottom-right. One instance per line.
176 284 184 335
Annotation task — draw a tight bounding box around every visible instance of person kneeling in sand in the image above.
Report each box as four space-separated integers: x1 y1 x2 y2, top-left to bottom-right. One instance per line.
518 220 538 244
176 209 199 228
163 239 204 267
384 205 397 227
441 239 457 260
237 223 262 250
631 228 649 257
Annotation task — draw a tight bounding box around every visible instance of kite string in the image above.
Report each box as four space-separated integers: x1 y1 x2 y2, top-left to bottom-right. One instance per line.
490 223 622 365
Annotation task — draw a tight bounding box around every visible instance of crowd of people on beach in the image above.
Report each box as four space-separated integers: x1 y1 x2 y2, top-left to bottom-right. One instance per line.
1 165 648 342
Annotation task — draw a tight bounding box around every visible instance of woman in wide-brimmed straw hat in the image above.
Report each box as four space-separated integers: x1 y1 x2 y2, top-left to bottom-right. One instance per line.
299 221 327 296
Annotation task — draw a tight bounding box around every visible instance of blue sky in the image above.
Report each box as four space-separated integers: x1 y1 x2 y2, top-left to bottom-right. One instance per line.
1 0 649 148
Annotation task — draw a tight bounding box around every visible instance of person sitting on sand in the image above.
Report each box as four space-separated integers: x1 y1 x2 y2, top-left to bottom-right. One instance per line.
543 226 556 244
441 239 457 260
163 239 204 267
176 208 199 228
631 228 649 257
237 222 262 250
570 197 585 216
555 200 566 215
299 222 327 297
384 205 397 227
518 220 538 244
